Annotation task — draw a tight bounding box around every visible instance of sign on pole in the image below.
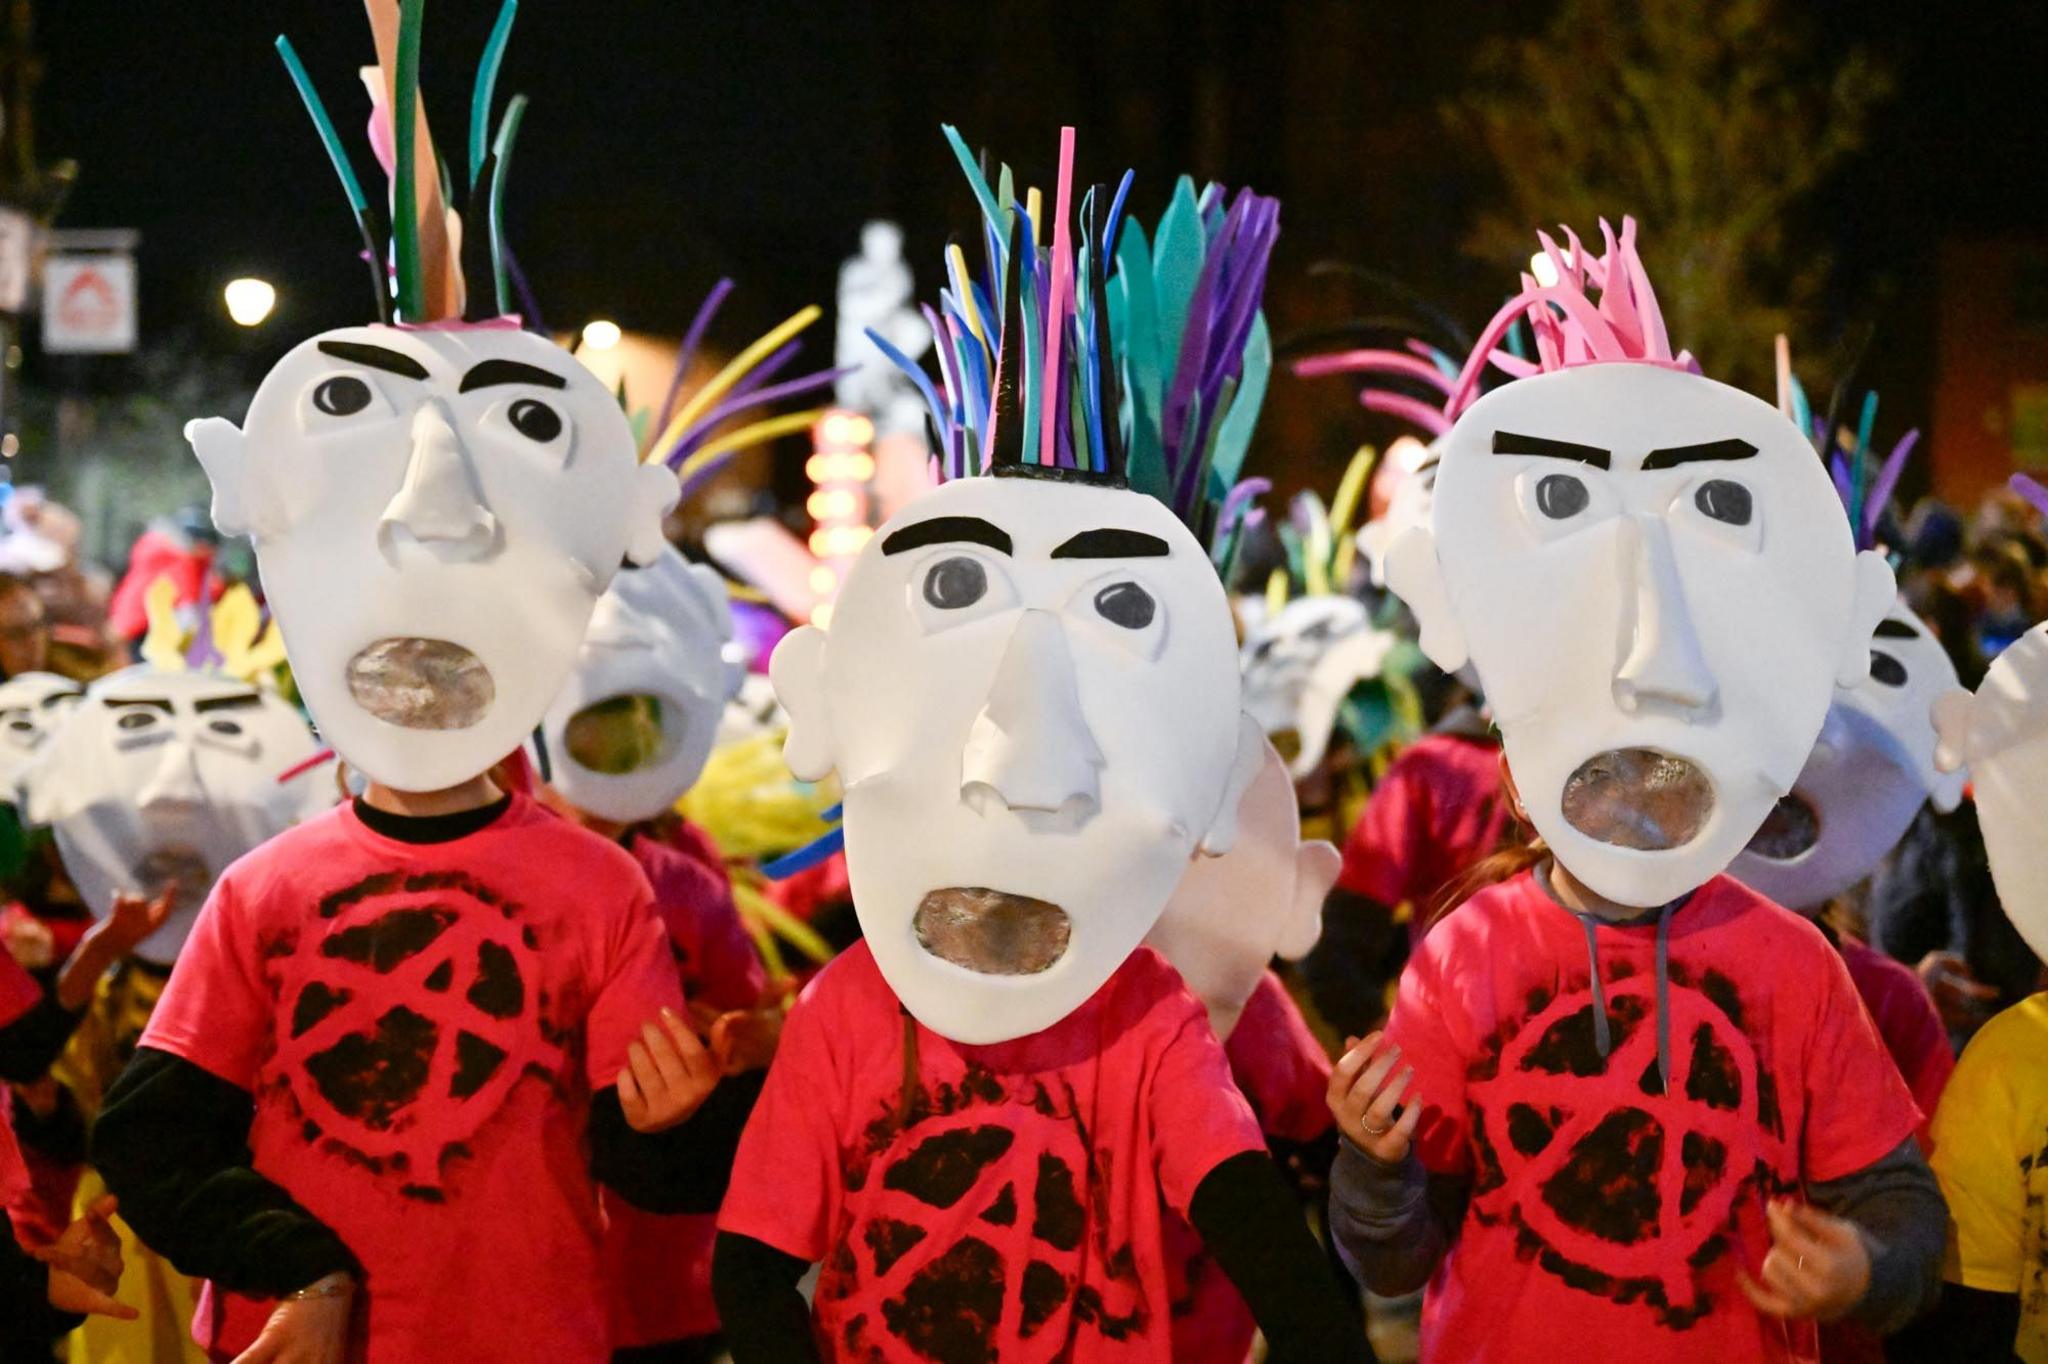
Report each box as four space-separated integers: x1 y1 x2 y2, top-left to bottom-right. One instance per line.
43 252 136 354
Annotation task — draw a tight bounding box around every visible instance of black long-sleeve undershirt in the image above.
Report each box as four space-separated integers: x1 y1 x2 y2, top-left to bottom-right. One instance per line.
0 976 84 1083
589 1068 765 1214
713 1151 1367 1363
0 1202 80 1354
1889 1282 2022 1360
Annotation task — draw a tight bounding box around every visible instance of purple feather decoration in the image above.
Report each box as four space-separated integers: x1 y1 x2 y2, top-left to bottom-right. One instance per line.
2011 473 2048 521
1861 429 1919 547
656 279 734 439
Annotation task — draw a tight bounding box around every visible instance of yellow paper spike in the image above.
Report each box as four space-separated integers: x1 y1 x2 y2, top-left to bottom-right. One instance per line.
675 409 828 485
1265 565 1291 616
1332 533 1359 592
210 584 261 659
1025 187 1042 248
1329 446 1375 542
946 244 986 349
1303 521 1332 600
139 577 187 672
645 305 824 463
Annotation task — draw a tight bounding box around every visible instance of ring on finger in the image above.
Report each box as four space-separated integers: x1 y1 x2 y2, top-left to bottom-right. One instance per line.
1361 1119 1391 1136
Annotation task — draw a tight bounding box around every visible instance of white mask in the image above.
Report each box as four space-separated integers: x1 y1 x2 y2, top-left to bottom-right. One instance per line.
1389 362 1895 906
0 672 82 801
187 324 679 793
1147 739 1338 1038
25 667 329 965
772 474 1264 1044
1731 601 1963 911
1239 595 1399 778
540 545 743 825
1934 622 2048 961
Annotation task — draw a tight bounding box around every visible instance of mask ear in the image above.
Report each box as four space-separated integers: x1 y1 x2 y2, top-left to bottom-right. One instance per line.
625 463 682 567
1932 686 1975 775
1198 714 1268 857
1838 551 1900 688
186 417 255 539
769 624 836 781
1276 838 1341 961
1384 525 1468 673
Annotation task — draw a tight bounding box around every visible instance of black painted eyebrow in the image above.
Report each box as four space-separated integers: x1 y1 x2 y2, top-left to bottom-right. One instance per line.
196 693 264 712
1641 437 1758 471
1873 619 1920 640
316 339 429 380
1491 430 1610 469
881 516 1012 556
1051 528 1171 559
106 698 173 714
38 691 79 709
458 358 569 392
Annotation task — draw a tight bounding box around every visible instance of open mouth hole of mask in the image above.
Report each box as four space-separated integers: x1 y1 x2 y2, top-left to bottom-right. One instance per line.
1745 792 1821 861
1560 748 1714 852
913 887 1071 976
132 846 211 912
346 638 494 731
564 694 673 775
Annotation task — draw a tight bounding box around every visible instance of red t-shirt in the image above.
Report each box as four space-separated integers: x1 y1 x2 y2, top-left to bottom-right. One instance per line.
1165 971 1335 1364
1337 732 1509 940
1386 870 1920 1364
719 940 1265 1362
602 823 766 1348
140 796 683 1364
0 950 37 1205
1838 937 1952 1141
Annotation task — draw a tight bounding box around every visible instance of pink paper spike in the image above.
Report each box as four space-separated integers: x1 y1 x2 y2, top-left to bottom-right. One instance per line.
1038 125 1077 466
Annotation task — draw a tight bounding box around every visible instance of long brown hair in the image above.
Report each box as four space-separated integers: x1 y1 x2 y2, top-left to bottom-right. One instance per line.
1422 837 1547 931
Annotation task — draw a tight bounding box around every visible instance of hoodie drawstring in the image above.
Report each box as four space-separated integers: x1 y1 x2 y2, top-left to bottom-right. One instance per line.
1573 896 1684 1095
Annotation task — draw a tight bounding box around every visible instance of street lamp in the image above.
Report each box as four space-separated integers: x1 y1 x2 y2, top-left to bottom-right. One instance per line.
581 319 622 351
224 277 277 327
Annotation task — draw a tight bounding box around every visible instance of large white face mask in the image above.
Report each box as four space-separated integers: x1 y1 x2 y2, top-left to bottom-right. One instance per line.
186 324 679 793
540 545 743 826
1239 595 1399 778
1146 739 1339 1039
772 474 1264 1044
0 672 82 801
1731 601 1964 911
1935 622 2048 962
1387 363 1895 906
24 667 330 964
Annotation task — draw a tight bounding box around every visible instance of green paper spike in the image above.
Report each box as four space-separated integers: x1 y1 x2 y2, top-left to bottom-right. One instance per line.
1016 242 1043 465
391 0 426 321
1207 313 1270 499
1151 177 1204 383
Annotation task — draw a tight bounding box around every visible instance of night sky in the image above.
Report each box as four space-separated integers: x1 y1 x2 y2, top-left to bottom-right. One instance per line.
25 0 2048 501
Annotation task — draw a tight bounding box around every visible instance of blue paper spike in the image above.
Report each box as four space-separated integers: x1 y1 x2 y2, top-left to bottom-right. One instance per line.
1151 177 1206 386
760 825 846 881
867 327 950 458
1102 169 1135 273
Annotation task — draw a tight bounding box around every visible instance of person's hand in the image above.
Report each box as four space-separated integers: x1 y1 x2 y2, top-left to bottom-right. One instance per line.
231 1273 354 1364
1737 1199 1871 1322
618 1007 720 1132
57 886 173 1008
1327 1031 1421 1163
1917 951 1998 1034
36 1194 136 1320
707 1004 783 1075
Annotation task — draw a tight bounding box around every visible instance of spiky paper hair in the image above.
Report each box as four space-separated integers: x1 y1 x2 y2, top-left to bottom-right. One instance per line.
276 0 530 326
874 126 1280 541
1442 217 1696 421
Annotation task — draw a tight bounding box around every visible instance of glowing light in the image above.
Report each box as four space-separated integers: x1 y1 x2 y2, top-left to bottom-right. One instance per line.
819 411 875 448
805 452 876 484
223 278 277 327
810 601 834 629
1 434 18 459
808 565 838 593
809 525 873 559
1527 248 1573 289
581 319 622 351
807 489 857 520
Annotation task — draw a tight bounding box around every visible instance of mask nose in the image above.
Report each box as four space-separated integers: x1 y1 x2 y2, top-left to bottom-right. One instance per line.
1613 513 1718 716
380 402 498 557
135 740 206 813
961 609 1104 824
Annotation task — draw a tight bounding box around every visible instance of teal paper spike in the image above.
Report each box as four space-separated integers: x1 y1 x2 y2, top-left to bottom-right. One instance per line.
1151 177 1205 384
1789 374 1812 442
940 125 1003 229
997 163 1016 239
1207 313 1270 499
1114 221 1163 489
1016 241 1043 464
629 407 651 450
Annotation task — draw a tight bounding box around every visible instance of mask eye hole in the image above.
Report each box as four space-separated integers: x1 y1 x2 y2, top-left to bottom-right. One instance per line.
508 397 563 443
116 710 157 731
207 718 244 737
312 375 373 417
922 556 988 610
1094 582 1155 630
1535 473 1590 519
1694 479 1753 526
1869 650 1907 687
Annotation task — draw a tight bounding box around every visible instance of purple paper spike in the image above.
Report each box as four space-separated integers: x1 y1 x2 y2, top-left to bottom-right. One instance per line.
2010 472 2048 520
184 608 219 671
666 340 803 457
1862 429 1919 545
656 279 735 436
502 248 546 335
665 367 851 470
1829 450 1853 513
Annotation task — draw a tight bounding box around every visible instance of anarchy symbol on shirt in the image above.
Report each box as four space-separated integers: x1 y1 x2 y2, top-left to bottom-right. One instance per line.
1468 973 1791 1320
